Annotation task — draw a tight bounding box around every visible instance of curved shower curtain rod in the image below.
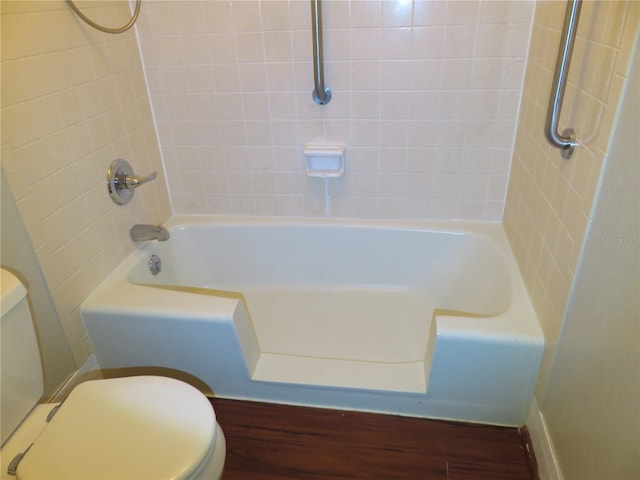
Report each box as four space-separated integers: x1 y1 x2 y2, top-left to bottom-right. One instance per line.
66 0 141 34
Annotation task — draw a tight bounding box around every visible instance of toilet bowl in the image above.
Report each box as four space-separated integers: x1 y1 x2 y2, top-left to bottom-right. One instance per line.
2 376 226 480
0 269 226 479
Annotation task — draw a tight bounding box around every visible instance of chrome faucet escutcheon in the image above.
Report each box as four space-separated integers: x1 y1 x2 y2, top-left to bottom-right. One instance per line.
107 159 158 205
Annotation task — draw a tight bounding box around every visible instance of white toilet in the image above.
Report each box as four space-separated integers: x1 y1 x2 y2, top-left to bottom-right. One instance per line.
0 268 226 479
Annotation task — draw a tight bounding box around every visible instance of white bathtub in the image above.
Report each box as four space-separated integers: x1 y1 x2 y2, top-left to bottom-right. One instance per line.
81 216 543 426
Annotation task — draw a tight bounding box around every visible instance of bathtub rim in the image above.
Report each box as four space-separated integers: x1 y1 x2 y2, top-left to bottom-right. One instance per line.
142 215 543 342
92 215 542 341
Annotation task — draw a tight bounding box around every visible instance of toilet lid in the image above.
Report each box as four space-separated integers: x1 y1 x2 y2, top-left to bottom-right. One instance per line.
17 376 216 480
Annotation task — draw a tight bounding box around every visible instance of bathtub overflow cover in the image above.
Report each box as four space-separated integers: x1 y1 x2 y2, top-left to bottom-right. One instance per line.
148 254 161 275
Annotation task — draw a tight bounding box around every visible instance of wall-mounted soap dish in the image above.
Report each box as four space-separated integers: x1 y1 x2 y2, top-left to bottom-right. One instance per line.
304 144 345 178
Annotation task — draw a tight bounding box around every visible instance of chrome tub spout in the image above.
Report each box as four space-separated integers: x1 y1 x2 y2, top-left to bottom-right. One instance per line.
130 224 170 242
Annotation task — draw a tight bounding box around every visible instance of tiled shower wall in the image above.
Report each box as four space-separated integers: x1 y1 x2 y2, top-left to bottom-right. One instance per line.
1 1 171 364
504 0 639 398
137 0 534 219
3 0 635 380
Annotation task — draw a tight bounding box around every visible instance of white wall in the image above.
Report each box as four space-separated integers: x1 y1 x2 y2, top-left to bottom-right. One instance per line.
504 0 639 397
541 34 639 479
1 0 537 364
136 0 534 219
1 1 171 365
504 1 639 477
1 170 76 397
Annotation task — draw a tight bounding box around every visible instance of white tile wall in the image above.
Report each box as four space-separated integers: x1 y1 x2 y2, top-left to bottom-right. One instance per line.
136 0 535 220
1 1 171 364
503 1 639 398
5 0 632 374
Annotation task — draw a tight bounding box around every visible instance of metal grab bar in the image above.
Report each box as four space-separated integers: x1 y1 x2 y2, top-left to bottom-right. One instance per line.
545 0 582 159
311 0 331 105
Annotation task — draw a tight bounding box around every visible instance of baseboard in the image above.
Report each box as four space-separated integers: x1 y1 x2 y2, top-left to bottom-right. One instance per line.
49 354 101 402
527 398 564 480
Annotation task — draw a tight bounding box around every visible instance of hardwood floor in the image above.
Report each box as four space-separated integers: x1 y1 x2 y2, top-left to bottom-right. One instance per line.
211 398 537 480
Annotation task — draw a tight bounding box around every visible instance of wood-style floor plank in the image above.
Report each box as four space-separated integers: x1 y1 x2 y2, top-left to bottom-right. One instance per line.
211 398 536 480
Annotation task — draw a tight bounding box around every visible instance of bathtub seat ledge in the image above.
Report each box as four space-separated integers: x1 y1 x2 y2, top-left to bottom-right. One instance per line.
252 353 427 393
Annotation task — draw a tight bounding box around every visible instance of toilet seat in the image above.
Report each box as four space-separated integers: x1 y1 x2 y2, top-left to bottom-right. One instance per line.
16 376 217 480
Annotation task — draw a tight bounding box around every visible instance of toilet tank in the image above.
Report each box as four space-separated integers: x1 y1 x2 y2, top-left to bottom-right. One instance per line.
1 268 44 445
